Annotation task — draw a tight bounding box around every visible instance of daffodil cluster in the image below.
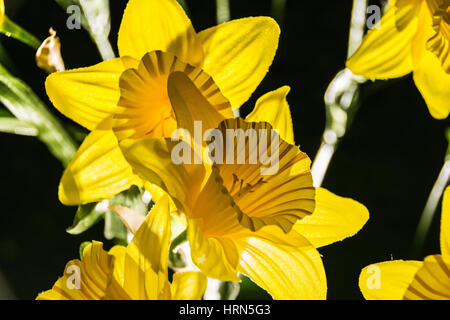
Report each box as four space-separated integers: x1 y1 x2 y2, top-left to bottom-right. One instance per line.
38 0 371 300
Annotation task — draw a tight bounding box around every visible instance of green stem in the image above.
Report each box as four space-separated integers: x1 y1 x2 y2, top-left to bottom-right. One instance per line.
0 16 41 50
271 0 287 25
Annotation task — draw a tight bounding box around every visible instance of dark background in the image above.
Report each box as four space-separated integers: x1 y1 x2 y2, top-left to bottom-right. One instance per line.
0 0 448 300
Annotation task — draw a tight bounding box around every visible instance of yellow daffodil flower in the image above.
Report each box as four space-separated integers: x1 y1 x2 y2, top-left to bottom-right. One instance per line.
117 72 370 299
359 186 450 300
36 196 207 300
347 0 450 119
46 0 280 206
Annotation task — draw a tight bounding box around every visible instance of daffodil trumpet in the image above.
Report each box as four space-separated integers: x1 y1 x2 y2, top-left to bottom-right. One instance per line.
359 186 450 300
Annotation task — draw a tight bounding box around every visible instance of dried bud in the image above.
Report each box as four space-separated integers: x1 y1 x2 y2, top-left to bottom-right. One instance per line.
36 28 65 73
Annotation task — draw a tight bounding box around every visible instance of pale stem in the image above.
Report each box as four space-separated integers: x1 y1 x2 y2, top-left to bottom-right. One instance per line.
311 0 367 186
0 118 38 136
93 36 115 61
410 159 450 259
216 0 230 24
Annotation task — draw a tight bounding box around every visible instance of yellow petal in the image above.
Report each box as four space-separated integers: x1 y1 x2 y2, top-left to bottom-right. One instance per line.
246 86 295 145
167 71 233 137
170 272 208 300
45 57 139 131
120 137 207 215
36 241 114 300
425 0 450 73
236 228 327 299
198 17 280 109
59 121 142 205
413 48 450 119
346 0 420 79
107 196 172 300
117 0 203 64
188 218 241 282
404 255 450 299
441 186 450 258
293 188 369 248
359 260 422 300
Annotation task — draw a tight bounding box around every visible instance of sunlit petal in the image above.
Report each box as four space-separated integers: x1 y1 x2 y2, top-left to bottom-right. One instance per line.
198 17 280 109
293 188 369 248
45 57 138 131
118 0 203 64
359 260 422 300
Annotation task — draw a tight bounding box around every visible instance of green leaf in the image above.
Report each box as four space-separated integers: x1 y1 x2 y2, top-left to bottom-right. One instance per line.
104 210 127 242
0 63 78 166
79 241 92 259
66 202 104 235
0 16 41 49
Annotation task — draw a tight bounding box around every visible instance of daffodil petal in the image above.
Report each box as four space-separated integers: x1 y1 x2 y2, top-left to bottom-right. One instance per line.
346 0 420 79
118 0 203 64
404 255 450 299
122 196 172 299
45 57 139 131
120 137 207 214
441 186 450 258
170 272 208 300
246 86 295 145
59 121 142 205
36 241 114 300
188 218 241 282
425 0 450 73
198 17 280 109
413 49 450 119
359 260 422 300
236 229 327 300
293 188 369 248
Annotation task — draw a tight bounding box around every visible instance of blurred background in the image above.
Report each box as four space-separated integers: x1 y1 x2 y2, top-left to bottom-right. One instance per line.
0 0 448 300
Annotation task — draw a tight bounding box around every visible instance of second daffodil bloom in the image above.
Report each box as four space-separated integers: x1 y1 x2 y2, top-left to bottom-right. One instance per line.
46 0 280 206
117 72 370 299
359 186 450 300
346 0 450 119
36 196 207 300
